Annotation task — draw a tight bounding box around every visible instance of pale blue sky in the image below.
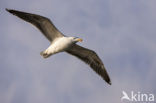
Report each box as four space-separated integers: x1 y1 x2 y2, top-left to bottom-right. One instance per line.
0 0 156 103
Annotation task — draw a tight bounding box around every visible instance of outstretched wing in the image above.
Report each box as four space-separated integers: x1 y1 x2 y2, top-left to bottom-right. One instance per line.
6 9 64 42
66 44 111 85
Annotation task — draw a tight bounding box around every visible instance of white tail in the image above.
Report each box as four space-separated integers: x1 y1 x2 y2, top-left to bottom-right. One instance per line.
40 51 52 58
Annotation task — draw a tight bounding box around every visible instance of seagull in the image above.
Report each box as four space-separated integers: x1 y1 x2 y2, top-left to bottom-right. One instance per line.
6 9 111 85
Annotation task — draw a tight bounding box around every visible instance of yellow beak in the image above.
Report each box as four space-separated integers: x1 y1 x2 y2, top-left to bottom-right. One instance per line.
76 38 83 42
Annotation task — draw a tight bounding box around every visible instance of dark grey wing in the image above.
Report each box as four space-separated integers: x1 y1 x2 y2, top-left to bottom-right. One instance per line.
6 9 64 42
66 44 111 85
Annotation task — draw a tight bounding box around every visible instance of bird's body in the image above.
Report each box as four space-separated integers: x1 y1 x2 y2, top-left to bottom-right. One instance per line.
6 9 111 85
41 37 81 58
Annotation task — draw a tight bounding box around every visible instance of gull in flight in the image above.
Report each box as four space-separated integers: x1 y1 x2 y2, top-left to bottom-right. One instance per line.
6 9 111 85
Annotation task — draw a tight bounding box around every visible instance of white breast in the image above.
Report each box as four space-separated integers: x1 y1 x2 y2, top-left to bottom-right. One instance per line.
44 37 73 55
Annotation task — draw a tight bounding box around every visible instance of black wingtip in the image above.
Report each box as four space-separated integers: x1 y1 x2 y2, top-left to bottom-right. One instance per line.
6 8 10 12
104 74 111 85
108 81 112 85
6 8 16 14
6 8 13 14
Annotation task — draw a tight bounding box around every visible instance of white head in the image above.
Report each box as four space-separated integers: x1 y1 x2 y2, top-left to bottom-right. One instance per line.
68 37 83 43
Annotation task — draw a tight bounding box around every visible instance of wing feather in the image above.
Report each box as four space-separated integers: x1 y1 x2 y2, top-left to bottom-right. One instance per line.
66 44 111 85
6 9 64 41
